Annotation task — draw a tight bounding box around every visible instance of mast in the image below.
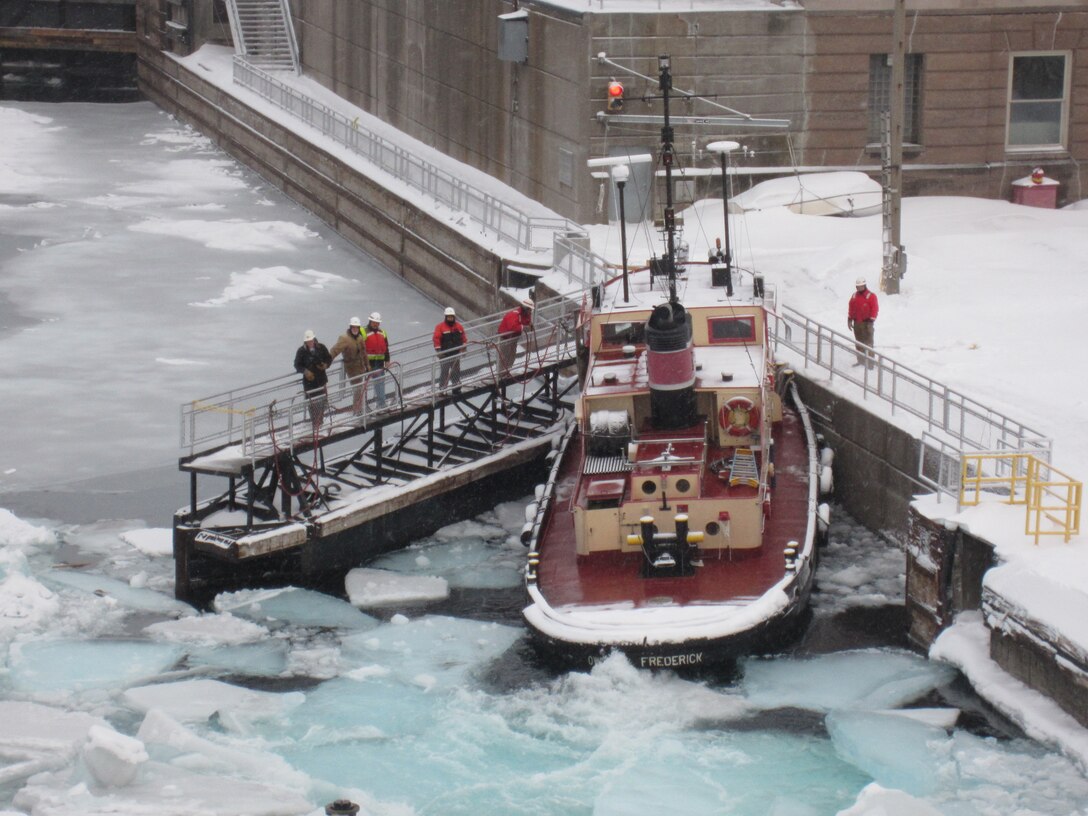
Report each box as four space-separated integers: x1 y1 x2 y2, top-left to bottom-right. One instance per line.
645 54 696 431
658 55 679 306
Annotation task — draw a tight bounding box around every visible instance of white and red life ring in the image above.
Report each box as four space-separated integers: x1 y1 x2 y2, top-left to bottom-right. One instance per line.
719 396 760 436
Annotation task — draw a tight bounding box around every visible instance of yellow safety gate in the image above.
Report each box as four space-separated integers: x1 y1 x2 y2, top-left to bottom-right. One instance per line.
960 452 1082 544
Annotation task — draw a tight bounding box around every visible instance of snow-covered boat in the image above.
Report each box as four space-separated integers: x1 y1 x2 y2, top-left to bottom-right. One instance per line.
522 58 828 671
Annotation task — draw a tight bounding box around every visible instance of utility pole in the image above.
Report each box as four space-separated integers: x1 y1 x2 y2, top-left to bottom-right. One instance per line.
881 0 906 295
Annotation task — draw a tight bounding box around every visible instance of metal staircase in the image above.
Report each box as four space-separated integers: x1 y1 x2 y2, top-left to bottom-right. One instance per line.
224 0 299 74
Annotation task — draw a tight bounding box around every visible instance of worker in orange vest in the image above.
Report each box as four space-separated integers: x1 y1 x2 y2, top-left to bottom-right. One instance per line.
362 312 391 408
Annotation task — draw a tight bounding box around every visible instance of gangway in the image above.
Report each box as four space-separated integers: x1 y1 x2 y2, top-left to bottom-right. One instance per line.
174 294 582 603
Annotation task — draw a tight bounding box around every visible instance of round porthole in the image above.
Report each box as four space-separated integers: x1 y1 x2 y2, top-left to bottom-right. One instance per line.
641 480 656 496
675 478 691 493
705 521 721 536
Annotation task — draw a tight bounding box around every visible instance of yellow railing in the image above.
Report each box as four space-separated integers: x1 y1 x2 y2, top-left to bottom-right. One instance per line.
960 452 1082 544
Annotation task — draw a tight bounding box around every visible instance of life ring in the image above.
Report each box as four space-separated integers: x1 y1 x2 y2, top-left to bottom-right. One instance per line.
719 396 760 436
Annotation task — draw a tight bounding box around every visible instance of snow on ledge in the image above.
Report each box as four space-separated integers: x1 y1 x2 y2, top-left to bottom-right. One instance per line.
930 612 1088 773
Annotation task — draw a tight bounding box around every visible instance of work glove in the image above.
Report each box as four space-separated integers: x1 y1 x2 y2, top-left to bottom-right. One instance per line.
304 370 314 382
317 362 327 370
847 319 854 331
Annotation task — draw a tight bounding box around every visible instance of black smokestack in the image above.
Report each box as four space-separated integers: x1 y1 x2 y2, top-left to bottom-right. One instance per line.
645 302 696 429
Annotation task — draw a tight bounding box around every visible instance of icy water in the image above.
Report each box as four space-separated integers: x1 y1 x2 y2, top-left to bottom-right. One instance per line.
4 500 1088 816
1 101 1088 815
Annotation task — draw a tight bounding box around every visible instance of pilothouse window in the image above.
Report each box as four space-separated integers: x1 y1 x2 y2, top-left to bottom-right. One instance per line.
708 316 756 344
601 322 645 346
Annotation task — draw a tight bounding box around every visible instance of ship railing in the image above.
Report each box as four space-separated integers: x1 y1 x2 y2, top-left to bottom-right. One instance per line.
771 304 1051 465
181 293 582 462
232 58 575 253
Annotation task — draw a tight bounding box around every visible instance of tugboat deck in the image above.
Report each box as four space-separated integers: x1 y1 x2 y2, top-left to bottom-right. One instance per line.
535 409 811 609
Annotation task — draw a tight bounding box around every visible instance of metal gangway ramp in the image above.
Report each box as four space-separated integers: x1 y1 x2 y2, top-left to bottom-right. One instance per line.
175 295 581 595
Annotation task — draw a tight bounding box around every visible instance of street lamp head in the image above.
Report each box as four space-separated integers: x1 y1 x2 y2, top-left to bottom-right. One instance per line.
706 140 741 155
586 153 653 169
611 164 630 183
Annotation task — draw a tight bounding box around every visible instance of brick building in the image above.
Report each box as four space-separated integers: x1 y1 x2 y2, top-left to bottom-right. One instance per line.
155 0 1088 222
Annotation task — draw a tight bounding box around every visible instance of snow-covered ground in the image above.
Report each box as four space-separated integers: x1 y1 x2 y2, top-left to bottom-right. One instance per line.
2 57 1088 814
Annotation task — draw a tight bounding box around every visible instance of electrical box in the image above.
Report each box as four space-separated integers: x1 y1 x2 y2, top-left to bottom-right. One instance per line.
498 10 528 64
1011 175 1059 209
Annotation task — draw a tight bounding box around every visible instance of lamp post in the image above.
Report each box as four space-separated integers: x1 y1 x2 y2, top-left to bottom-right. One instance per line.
586 154 651 302
706 140 740 282
612 163 630 303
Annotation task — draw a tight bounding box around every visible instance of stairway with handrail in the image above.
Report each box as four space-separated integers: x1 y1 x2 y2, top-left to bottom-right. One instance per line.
224 0 299 74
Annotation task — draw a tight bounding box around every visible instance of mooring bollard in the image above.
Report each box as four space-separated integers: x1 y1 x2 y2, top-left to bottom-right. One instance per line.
325 799 360 816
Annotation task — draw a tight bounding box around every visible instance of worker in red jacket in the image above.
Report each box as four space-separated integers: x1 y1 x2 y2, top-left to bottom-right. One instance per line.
497 298 533 376
433 306 468 392
362 312 391 408
847 277 879 368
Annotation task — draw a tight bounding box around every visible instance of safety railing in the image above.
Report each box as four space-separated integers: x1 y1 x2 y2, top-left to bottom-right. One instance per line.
956 450 1082 544
1026 459 1082 545
772 303 1051 462
231 59 574 253
180 293 582 462
552 231 610 289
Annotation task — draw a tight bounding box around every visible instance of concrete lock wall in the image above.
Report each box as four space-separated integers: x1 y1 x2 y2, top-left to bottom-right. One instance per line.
794 376 984 643
288 0 597 226
136 42 508 317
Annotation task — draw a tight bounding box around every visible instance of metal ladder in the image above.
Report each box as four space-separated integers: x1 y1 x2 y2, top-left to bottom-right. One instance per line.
224 0 300 74
729 447 759 488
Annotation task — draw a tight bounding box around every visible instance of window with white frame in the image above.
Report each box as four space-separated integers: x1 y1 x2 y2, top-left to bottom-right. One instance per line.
1007 52 1070 150
868 53 923 145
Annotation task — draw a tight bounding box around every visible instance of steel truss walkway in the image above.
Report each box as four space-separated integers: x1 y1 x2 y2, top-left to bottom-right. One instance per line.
174 295 581 597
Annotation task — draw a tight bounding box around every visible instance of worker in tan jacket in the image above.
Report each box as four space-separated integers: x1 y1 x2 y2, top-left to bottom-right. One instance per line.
330 316 370 414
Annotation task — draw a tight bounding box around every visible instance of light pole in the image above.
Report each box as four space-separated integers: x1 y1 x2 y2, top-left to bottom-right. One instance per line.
612 163 630 303
586 153 652 303
707 140 740 288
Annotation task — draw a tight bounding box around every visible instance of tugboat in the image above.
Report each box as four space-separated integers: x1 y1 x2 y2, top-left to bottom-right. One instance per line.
522 57 828 670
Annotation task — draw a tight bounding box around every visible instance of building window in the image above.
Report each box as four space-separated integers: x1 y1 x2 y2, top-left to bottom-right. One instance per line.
1007 52 1069 150
558 147 573 188
868 54 923 145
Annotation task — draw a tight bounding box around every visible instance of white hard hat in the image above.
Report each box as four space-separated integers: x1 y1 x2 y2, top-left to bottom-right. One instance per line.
303 329 315 342
369 312 382 323
521 298 534 309
444 307 456 317
349 316 361 327
855 277 866 287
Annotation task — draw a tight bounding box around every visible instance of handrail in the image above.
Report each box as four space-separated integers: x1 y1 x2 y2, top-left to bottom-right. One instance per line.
275 0 300 75
771 303 1051 461
957 450 1081 544
181 293 583 461
231 58 575 253
1026 458 1082 545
